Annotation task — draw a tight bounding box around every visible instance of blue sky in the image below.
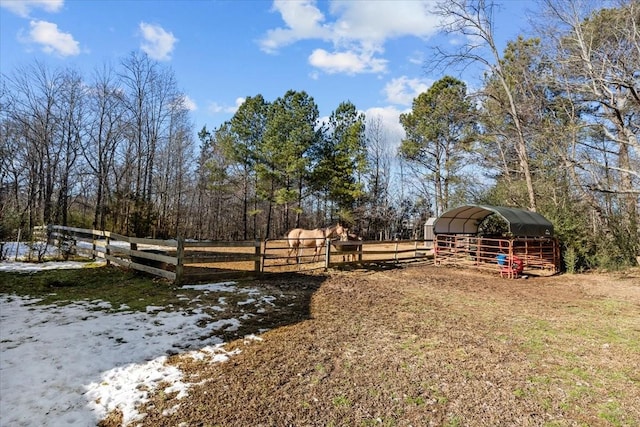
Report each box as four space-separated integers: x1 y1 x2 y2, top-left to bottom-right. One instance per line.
0 0 536 147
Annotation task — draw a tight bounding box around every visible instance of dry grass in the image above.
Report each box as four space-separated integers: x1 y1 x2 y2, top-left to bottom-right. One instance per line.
120 265 640 426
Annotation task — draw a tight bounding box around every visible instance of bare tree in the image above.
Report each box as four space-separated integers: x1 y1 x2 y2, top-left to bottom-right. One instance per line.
118 52 182 236
432 0 538 211
154 95 195 238
0 82 24 234
363 115 392 233
366 117 390 191
3 62 66 228
541 0 639 259
55 69 85 226
84 64 126 230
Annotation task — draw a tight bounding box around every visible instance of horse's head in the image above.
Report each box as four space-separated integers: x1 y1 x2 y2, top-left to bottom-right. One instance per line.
326 223 347 239
339 227 352 241
335 223 348 239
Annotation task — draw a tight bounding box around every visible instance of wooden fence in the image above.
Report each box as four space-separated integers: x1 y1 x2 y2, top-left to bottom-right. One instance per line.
42 225 261 284
38 225 432 283
261 238 432 272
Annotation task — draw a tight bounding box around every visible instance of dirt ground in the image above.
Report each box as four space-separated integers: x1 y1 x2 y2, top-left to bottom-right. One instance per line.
102 264 640 427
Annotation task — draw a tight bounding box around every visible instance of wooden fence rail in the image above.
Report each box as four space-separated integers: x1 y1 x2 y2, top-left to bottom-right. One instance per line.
261 238 432 273
326 238 432 267
34 225 433 283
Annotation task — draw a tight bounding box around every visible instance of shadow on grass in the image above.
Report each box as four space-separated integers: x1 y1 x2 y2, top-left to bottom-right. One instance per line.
0 265 328 343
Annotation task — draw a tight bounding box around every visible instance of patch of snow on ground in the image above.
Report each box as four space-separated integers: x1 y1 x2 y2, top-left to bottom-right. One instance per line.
0 260 102 272
0 295 239 426
1 241 77 262
0 261 248 427
181 282 237 292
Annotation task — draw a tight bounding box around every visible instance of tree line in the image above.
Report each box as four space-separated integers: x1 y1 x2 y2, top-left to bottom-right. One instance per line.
399 0 639 269
1 0 638 270
0 52 397 243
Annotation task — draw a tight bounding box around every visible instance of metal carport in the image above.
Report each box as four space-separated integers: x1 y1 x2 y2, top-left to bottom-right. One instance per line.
433 205 554 237
433 205 559 277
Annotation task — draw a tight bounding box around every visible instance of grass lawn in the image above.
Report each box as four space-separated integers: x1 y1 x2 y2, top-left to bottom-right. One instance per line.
2 263 639 426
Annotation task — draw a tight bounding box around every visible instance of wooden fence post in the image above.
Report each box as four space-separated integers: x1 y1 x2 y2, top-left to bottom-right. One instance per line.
254 239 261 275
105 233 111 266
325 238 331 270
91 229 98 260
394 240 399 263
175 237 185 284
261 239 268 273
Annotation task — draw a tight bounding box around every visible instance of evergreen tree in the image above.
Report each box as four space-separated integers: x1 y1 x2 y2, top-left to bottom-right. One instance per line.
399 76 476 215
229 95 269 239
260 90 319 237
311 101 368 219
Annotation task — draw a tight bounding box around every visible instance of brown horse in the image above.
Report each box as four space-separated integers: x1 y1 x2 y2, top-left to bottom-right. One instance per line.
287 224 346 263
333 231 363 262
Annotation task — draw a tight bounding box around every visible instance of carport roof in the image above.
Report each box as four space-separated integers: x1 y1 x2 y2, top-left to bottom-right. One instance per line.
434 205 554 237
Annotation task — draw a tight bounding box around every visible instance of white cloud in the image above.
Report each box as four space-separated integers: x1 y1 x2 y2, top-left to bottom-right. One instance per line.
260 0 442 76
207 102 225 114
260 0 330 52
408 50 425 65
309 48 386 75
208 97 245 115
139 22 177 61
178 95 197 111
383 76 433 106
0 0 63 18
184 96 197 111
24 20 80 56
329 0 440 43
363 105 407 150
234 97 246 108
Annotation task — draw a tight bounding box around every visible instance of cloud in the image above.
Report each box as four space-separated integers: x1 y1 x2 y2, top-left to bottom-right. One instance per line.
260 0 441 76
179 95 197 111
0 0 63 18
309 48 386 75
408 50 425 65
139 22 177 61
260 0 330 52
23 20 80 56
207 97 245 115
363 105 407 149
383 76 433 106
329 0 440 43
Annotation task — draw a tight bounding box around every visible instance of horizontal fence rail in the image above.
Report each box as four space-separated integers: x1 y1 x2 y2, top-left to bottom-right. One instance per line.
25 227 560 282
326 239 432 268
35 225 433 283
262 238 433 273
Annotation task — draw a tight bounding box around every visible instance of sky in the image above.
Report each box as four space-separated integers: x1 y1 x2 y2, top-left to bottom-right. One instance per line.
0 244 271 426
0 0 535 148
